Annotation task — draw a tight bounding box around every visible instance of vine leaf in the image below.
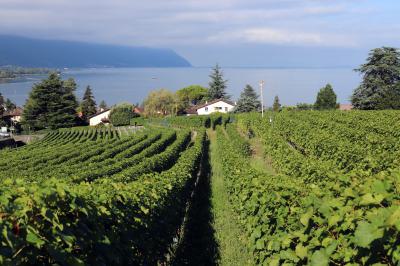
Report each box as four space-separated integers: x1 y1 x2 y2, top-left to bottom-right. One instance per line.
354 221 383 248
310 249 329 266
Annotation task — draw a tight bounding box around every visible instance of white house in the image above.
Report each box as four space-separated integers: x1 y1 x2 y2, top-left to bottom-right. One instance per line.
3 107 23 123
89 109 111 126
192 99 235 115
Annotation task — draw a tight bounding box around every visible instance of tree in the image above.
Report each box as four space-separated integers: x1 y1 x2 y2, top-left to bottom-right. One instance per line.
176 85 208 113
5 98 16 111
234 85 261 113
351 47 400 110
143 89 176 117
273 95 281 112
109 103 135 126
22 73 79 130
176 85 208 105
296 103 314 111
0 93 4 117
80 86 97 119
99 100 107 110
314 83 337 110
208 64 229 100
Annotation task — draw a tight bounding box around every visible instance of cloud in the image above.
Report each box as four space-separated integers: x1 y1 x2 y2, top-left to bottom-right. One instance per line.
0 0 396 49
206 27 357 47
169 5 346 24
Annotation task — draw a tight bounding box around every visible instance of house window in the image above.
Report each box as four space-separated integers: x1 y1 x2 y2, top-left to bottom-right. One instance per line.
205 107 208 112
215 107 222 111
225 107 228 112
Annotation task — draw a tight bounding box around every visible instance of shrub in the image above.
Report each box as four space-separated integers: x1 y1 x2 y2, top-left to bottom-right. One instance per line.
109 103 138 126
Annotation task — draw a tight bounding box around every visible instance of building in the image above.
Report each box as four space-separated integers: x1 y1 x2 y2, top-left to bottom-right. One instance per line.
188 99 236 115
339 104 353 111
2 107 23 123
134 106 144 115
88 109 111 126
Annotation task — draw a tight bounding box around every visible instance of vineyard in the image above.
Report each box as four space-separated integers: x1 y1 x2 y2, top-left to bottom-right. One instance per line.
0 126 206 264
222 111 400 265
0 111 399 265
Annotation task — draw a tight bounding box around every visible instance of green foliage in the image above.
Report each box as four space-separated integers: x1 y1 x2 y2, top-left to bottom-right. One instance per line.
143 89 176 117
0 67 52 79
130 117 146 126
230 111 400 264
208 64 229 100
0 125 206 264
0 92 4 117
314 84 337 110
80 86 97 120
148 114 229 130
234 84 261 113
5 98 16 111
272 95 281 112
176 85 208 111
296 103 314 111
150 115 211 129
210 113 230 130
109 103 135 126
99 100 107 110
21 73 79 130
352 47 400 110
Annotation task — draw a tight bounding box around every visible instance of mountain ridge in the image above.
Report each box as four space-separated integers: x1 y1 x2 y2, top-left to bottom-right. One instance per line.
0 35 191 68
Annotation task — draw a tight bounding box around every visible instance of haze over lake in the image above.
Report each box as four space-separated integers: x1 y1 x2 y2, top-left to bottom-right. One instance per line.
0 67 360 107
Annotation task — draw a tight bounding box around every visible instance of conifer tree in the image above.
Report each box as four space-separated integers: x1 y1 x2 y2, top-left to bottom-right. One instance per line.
234 85 261 113
81 85 97 119
99 100 107 110
22 73 78 130
5 98 16 111
314 84 337 110
0 93 4 117
208 64 229 100
273 95 281 112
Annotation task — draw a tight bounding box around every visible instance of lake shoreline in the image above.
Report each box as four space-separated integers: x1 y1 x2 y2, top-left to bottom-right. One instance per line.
0 67 358 106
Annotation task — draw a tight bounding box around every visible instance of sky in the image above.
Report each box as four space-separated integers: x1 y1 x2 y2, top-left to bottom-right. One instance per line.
0 0 399 67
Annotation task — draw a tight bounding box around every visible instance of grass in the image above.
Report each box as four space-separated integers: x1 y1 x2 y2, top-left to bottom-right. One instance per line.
172 139 218 265
208 129 252 266
173 128 253 265
248 137 276 175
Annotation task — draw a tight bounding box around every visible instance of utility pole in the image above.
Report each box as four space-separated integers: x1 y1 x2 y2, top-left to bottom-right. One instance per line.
259 80 265 118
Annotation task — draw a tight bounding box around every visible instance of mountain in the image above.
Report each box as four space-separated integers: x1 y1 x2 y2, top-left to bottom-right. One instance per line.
0 35 191 68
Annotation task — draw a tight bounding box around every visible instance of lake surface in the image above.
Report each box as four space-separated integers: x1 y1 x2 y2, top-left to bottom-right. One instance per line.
0 67 360 107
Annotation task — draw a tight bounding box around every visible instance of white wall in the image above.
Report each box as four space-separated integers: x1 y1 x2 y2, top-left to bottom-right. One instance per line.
197 101 235 115
11 116 21 123
89 110 111 126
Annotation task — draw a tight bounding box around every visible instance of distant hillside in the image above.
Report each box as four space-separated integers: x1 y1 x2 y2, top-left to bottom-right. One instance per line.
0 35 191 68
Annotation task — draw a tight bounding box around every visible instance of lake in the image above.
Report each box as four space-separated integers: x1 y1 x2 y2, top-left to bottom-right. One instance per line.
0 67 360 107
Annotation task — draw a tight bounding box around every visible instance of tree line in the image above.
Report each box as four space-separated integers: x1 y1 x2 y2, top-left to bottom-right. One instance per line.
142 64 230 116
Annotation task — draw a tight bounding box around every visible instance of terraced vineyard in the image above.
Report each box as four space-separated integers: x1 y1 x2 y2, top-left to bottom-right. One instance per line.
1 111 399 265
0 126 206 265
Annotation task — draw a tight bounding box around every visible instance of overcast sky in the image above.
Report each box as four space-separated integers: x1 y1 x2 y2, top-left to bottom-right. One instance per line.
1 0 399 67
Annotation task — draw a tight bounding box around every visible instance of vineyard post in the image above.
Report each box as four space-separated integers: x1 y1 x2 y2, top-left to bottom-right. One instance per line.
260 80 265 118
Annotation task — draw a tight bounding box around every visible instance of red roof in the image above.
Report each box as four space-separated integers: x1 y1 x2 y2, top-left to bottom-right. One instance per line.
185 108 198 115
339 104 353 111
134 107 144 114
3 107 23 117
